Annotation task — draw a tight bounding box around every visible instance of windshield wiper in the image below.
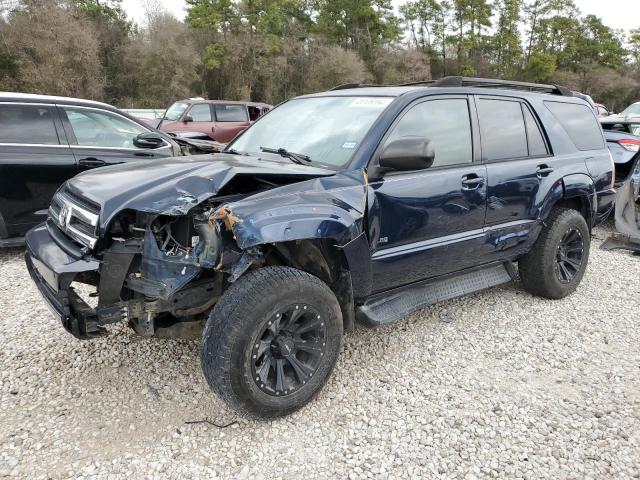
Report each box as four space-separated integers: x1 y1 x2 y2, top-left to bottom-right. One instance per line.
260 146 312 165
224 148 248 156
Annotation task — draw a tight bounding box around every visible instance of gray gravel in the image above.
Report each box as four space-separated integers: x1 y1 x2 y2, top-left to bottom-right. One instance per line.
1 222 639 479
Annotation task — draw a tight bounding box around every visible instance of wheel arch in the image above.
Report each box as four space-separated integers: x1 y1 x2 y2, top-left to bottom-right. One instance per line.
212 192 372 331
539 174 595 231
256 234 372 332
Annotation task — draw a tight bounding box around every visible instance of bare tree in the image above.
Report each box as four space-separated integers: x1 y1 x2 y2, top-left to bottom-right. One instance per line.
0 1 103 98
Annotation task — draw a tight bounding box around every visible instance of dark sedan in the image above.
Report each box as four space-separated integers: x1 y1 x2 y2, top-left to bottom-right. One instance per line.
0 93 179 246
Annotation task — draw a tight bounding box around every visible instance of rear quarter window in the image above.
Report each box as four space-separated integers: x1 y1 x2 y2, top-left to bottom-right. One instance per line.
544 101 604 151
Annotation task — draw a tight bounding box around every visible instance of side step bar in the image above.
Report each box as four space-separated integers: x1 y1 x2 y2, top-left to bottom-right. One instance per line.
356 263 513 328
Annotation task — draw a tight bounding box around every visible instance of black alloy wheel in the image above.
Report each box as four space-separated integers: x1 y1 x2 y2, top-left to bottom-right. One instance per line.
251 304 327 396
555 227 584 283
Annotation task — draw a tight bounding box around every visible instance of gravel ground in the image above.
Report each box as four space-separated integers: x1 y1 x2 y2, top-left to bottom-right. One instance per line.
1 222 639 479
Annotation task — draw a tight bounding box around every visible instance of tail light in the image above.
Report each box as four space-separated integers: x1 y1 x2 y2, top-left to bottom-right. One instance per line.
617 139 640 152
609 150 616 189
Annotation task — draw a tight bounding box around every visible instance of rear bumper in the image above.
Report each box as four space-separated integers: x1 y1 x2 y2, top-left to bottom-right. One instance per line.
25 223 103 339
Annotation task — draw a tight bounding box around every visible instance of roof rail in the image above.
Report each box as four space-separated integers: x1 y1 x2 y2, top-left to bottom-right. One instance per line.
329 83 393 91
398 76 573 97
329 83 362 91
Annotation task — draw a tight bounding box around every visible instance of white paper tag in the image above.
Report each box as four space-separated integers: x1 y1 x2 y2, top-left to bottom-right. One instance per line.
349 98 393 108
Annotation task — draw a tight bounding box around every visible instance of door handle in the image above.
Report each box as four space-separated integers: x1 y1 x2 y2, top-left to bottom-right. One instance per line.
536 164 554 176
461 174 485 189
78 157 106 168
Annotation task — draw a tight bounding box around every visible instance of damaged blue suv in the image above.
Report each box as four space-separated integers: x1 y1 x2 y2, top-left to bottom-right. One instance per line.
25 77 615 418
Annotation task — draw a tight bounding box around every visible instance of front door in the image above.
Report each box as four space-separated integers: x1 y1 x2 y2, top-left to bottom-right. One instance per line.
59 105 173 172
367 96 487 293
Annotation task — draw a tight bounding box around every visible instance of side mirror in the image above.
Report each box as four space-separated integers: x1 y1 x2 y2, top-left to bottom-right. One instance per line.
133 132 165 149
183 115 193 123
379 136 435 171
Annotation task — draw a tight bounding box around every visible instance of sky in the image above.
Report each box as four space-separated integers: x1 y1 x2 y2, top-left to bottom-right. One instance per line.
122 0 640 33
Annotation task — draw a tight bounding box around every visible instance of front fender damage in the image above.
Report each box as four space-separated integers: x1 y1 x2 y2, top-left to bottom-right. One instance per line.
205 170 370 283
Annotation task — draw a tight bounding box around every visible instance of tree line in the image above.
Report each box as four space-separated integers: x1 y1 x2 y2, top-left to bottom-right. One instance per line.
1 0 639 111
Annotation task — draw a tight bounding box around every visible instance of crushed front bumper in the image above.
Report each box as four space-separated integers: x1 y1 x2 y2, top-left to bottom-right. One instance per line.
25 223 104 339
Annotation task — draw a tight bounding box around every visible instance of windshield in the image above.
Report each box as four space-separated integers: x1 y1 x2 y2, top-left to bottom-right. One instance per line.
229 96 393 167
164 102 189 121
622 103 640 116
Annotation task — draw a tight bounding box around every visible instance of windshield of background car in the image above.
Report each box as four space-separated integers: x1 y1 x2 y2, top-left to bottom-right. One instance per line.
622 103 640 116
229 96 394 167
164 102 189 121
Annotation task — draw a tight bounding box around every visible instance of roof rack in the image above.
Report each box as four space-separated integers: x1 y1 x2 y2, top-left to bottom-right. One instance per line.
328 76 572 97
398 76 573 97
329 83 391 91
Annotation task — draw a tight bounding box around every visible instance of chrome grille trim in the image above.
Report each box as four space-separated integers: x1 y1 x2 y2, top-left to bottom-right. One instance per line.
57 192 99 226
48 191 100 249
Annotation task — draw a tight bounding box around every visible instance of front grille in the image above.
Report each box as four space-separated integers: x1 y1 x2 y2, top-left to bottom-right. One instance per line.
48 189 100 249
61 186 100 214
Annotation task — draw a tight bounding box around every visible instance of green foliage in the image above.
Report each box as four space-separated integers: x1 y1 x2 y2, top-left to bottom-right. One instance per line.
630 28 640 67
492 0 523 78
313 0 400 62
523 51 556 82
1 0 639 110
186 0 238 32
202 42 227 70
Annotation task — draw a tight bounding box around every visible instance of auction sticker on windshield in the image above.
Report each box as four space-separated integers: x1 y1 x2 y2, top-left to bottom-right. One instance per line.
349 98 393 108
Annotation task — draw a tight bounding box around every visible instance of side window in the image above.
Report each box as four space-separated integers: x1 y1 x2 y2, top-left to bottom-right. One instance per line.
477 99 528 161
522 105 548 156
248 106 261 121
63 107 147 148
544 101 604 151
384 98 473 167
215 104 249 122
188 104 212 122
0 104 59 145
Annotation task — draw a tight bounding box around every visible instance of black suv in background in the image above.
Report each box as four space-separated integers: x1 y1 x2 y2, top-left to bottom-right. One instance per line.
25 77 615 418
0 93 177 246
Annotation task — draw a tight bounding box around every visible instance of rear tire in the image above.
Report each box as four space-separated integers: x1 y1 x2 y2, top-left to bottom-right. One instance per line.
519 208 590 299
201 267 343 418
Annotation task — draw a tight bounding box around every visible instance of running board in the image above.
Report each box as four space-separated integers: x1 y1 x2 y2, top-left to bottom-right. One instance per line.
356 263 513 327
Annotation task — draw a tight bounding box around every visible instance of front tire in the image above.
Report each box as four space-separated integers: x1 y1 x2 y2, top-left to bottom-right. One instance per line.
201 267 343 418
519 208 590 299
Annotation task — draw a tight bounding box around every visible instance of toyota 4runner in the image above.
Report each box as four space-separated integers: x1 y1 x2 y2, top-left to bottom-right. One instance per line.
25 77 616 418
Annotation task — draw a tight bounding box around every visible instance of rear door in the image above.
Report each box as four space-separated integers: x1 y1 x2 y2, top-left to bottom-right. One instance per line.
212 103 251 142
478 96 556 261
59 105 173 172
0 102 77 236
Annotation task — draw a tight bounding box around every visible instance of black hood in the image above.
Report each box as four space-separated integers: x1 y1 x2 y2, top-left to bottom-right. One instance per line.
66 153 334 230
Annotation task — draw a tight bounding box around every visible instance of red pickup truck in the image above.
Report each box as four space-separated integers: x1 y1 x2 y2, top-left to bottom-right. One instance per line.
158 99 272 143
